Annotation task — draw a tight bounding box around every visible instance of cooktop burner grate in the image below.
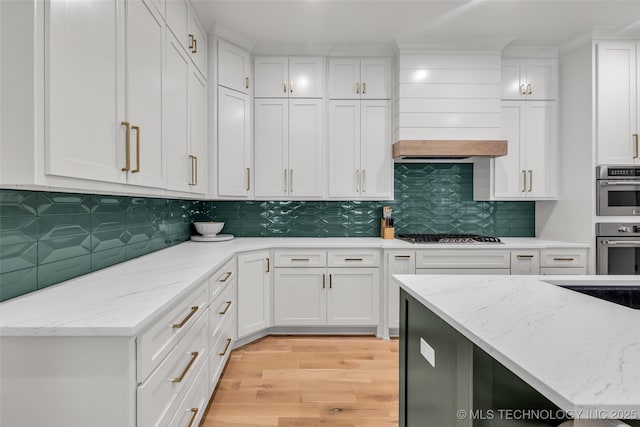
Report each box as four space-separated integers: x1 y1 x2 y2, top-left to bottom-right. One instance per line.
397 233 502 244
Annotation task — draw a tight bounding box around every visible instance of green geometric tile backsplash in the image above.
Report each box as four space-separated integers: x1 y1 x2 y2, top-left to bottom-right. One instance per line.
0 163 535 302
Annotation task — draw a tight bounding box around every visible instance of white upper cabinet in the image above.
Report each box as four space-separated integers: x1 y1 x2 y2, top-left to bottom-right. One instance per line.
217 39 251 94
501 58 557 101
328 57 391 100
596 41 639 165
45 0 126 184
189 11 207 78
254 99 324 198
165 0 189 52
217 87 251 197
254 56 324 98
328 100 392 199
189 68 208 194
164 0 206 79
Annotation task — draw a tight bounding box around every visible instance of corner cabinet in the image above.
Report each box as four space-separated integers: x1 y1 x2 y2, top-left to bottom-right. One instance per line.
217 87 251 197
596 41 640 165
237 251 271 338
328 100 393 199
254 99 325 198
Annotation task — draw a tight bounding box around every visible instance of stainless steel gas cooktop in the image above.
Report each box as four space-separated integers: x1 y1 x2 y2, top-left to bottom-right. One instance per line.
397 233 502 244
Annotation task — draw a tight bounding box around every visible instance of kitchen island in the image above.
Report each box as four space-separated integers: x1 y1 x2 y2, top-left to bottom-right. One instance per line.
395 274 640 426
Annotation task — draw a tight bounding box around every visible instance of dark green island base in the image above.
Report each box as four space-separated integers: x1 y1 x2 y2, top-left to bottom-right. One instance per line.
399 289 640 427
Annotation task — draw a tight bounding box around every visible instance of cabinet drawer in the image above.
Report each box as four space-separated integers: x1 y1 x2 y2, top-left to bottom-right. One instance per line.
540 267 587 275
327 249 380 267
137 280 209 382
540 249 587 268
210 280 236 344
209 309 236 392
137 308 209 427
417 268 510 275
274 250 327 267
210 257 237 302
167 359 209 427
416 251 510 269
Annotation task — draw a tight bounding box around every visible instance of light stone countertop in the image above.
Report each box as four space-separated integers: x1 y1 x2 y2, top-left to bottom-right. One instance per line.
396 274 640 419
0 237 588 337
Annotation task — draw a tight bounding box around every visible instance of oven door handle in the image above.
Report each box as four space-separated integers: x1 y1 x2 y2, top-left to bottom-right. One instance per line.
600 181 640 186
602 240 640 245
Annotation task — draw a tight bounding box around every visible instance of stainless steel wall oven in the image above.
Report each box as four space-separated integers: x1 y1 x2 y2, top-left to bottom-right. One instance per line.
597 166 640 216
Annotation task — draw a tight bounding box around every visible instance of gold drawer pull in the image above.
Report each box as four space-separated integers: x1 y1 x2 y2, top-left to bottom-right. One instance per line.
322 273 326 289
266 257 270 273
517 255 534 259
345 258 363 261
170 351 198 383
172 306 199 329
395 255 411 259
291 258 310 262
245 76 250 89
219 338 232 356
329 274 332 289
219 271 232 282
187 408 199 427
219 301 232 315
553 257 575 261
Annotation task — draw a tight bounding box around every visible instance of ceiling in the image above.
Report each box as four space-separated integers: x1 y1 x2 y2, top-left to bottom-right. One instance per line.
191 0 640 55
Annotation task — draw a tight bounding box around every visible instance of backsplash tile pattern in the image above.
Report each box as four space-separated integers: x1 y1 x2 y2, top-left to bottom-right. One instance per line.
0 191 193 302
0 163 535 301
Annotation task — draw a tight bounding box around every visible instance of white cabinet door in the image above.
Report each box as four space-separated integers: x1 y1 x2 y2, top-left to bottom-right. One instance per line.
254 99 288 198
288 57 324 98
361 100 392 199
189 11 207 79
126 0 164 189
501 59 526 100
165 0 189 51
525 58 557 101
45 0 126 184
217 39 251 94
328 100 360 198
494 101 525 198
596 41 638 165
288 99 324 197
387 252 415 330
254 56 289 98
274 268 326 326
189 68 207 194
237 251 271 338
525 101 556 198
165 32 191 193
327 268 379 326
328 58 360 99
510 252 540 275
361 58 391 100
217 87 251 197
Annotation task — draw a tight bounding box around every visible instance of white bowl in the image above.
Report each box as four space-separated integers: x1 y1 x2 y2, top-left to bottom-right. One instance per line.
194 222 224 236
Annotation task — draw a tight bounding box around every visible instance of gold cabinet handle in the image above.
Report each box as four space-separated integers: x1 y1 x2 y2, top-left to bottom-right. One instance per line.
284 80 287 93
345 258 363 261
219 338 232 356
528 170 533 192
187 408 199 427
292 258 310 262
527 83 532 95
266 257 270 273
188 34 194 50
219 301 232 315
520 84 526 95
245 76 250 89
188 155 196 185
219 271 232 282
194 156 198 185
322 273 326 289
362 169 366 192
395 255 411 259
190 36 197 54
170 351 198 383
356 82 360 94
289 169 293 193
521 170 526 192
356 170 360 192
362 82 366 94
246 168 251 191
553 257 575 261
284 169 288 192
329 274 332 289
634 134 639 159
517 255 534 259
121 121 131 171
131 125 141 173
290 79 294 93
172 306 199 329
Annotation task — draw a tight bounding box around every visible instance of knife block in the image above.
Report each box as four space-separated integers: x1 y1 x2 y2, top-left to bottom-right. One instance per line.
380 219 395 240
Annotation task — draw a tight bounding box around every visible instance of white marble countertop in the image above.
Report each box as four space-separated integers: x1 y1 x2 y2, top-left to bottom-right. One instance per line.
395 274 640 418
0 237 588 337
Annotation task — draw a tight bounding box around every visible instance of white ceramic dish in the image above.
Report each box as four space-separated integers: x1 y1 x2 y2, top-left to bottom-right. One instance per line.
193 222 224 236
190 234 234 242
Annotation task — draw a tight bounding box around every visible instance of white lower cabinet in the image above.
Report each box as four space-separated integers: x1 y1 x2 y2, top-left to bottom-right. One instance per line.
510 251 541 275
167 360 209 427
274 268 327 325
327 268 379 326
237 251 271 338
386 251 416 330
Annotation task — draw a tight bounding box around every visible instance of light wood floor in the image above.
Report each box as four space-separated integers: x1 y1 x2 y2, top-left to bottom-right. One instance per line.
201 335 399 427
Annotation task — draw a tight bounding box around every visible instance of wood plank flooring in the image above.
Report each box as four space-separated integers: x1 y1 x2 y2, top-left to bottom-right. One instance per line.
202 336 399 427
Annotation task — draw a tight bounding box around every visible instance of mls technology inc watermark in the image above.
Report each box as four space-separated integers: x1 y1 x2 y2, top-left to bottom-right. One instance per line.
456 409 639 421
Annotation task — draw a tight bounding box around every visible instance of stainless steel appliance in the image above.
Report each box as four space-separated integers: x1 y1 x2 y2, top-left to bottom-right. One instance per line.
397 233 502 244
596 223 640 274
597 165 640 216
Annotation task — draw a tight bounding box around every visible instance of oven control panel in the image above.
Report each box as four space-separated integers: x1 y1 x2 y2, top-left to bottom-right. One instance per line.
597 223 640 236
598 165 640 179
